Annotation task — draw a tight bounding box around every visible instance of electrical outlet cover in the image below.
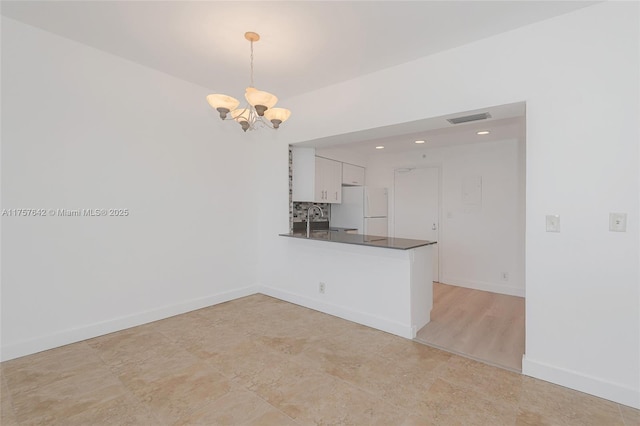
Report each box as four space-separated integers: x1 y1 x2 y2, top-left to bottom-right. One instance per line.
546 215 560 232
609 212 627 232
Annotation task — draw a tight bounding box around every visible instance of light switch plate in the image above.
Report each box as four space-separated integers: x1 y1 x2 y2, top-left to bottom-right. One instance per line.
609 212 627 232
546 215 560 232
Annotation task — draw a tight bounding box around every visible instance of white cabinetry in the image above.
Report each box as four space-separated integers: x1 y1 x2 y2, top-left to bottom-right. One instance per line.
315 156 342 203
342 163 365 186
291 147 342 204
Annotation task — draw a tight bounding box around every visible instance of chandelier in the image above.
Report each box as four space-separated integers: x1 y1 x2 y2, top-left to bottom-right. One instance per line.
206 32 291 132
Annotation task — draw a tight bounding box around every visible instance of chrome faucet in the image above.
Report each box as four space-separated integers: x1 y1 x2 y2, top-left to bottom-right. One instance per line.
306 205 324 237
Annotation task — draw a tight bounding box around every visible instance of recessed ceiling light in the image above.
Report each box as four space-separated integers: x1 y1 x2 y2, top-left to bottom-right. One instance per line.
415 140 425 144
375 146 385 150
477 130 490 135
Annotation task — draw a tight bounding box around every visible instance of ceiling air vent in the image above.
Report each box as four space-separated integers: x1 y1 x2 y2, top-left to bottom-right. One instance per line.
446 112 492 125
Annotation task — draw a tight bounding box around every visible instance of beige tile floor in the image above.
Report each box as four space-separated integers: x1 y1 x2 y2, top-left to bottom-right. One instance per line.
1 294 638 425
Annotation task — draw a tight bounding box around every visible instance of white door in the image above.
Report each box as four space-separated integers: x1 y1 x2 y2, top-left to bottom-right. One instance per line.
394 167 440 281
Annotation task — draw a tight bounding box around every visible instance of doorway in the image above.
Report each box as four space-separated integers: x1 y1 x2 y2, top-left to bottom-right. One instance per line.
392 155 525 372
299 103 527 373
394 166 440 282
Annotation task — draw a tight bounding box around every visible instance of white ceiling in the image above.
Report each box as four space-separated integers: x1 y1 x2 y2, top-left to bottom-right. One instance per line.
1 1 597 100
339 116 525 155
310 102 526 154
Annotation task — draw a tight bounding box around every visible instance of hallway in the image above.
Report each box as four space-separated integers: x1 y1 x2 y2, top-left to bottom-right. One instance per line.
416 282 525 372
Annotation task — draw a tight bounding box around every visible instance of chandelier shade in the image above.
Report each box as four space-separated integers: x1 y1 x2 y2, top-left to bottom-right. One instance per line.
206 32 291 132
245 88 278 115
231 108 250 120
206 94 240 119
264 108 291 128
231 107 252 132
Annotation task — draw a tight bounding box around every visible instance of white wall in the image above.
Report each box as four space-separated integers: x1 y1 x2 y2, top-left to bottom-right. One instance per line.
315 146 368 168
259 3 639 407
260 238 433 340
1 18 261 360
365 137 525 296
2 2 638 409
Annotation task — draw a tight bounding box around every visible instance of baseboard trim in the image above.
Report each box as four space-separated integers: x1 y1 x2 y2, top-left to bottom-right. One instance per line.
439 276 525 297
5 286 638 410
0 285 260 362
258 285 414 339
522 355 640 409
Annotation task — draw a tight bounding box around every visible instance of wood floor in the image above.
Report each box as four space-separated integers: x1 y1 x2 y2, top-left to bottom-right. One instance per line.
416 282 525 372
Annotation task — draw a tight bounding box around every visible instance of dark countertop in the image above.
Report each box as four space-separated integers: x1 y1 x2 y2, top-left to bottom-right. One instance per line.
326 226 358 232
279 231 437 250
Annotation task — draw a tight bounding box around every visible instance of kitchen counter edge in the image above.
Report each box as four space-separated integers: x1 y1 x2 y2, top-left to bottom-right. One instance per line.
279 232 436 250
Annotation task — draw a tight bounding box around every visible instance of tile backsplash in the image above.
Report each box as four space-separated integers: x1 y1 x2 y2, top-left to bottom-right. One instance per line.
289 147 293 228
292 202 330 224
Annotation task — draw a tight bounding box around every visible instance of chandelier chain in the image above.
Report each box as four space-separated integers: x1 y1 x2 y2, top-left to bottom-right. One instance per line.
250 39 254 87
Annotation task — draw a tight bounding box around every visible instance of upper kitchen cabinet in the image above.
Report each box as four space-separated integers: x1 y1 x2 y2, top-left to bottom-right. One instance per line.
342 163 365 186
291 147 342 203
315 156 342 203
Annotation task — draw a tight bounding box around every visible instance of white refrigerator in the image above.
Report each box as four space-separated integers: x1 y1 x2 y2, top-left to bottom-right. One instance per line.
331 187 388 236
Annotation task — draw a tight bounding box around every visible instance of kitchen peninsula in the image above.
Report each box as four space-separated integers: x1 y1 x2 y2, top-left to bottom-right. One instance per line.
280 230 435 250
277 231 436 339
